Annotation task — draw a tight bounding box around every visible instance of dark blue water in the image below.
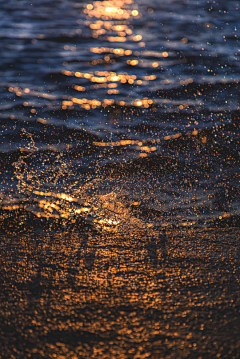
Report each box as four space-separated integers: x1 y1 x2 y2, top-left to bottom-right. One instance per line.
1 0 240 231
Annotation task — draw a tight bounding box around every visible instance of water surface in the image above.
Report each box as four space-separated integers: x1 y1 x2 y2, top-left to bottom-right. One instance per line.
1 0 240 231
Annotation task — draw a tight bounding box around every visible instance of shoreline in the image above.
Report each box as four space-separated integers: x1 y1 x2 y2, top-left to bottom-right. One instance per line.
0 227 240 358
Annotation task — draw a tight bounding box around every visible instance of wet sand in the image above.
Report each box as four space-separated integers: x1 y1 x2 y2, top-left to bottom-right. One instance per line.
0 227 240 358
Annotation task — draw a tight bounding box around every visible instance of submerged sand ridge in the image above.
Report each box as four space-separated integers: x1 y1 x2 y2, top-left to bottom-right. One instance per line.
0 227 239 358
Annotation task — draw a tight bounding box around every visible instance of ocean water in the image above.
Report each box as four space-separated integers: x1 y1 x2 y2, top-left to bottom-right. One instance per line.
1 0 240 232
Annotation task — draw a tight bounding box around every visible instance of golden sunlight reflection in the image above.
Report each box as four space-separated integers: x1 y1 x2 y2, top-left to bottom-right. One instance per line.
7 0 181 137
30 189 146 231
55 0 165 116
84 0 142 43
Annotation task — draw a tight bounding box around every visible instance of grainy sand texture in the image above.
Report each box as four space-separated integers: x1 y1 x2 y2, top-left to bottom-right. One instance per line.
0 227 239 358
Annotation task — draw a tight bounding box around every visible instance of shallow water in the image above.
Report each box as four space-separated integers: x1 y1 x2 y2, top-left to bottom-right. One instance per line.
1 0 240 231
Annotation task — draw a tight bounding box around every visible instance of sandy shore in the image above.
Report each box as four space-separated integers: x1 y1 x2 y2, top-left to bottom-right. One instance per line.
0 227 240 358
